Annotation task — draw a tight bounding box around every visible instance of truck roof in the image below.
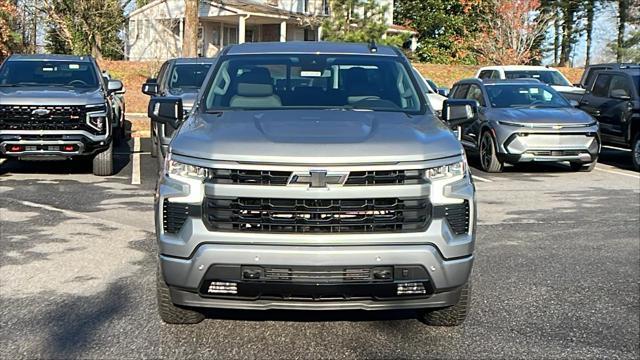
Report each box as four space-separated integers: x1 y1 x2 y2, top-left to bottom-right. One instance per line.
224 41 399 57
7 54 92 62
455 78 543 86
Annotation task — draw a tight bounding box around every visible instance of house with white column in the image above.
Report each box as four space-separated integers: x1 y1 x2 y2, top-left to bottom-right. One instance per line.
125 0 417 60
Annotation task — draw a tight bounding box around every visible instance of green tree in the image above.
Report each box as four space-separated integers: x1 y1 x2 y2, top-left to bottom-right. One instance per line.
322 0 405 46
394 0 490 64
42 0 126 60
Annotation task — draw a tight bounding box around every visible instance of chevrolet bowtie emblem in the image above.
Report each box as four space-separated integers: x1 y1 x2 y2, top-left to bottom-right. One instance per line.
288 170 348 188
31 108 50 116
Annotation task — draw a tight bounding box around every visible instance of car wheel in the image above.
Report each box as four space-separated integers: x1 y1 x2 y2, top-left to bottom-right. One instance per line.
92 141 114 176
632 133 640 172
570 161 596 172
418 282 471 326
150 131 158 158
157 264 204 324
479 131 503 173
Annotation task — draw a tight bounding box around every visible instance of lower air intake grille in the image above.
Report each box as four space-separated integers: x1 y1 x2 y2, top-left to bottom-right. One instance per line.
203 197 431 233
444 200 470 235
163 200 189 234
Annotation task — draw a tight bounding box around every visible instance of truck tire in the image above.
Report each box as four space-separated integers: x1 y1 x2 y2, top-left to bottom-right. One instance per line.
157 265 205 324
632 133 640 172
479 131 503 173
151 132 158 158
570 161 596 172
418 282 471 326
92 141 114 176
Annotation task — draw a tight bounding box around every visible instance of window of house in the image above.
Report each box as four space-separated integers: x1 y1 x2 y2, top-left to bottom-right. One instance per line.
136 19 143 39
224 26 238 45
304 29 316 41
322 0 329 15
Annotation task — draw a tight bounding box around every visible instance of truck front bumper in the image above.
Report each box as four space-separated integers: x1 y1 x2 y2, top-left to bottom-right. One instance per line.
0 130 110 158
160 244 473 310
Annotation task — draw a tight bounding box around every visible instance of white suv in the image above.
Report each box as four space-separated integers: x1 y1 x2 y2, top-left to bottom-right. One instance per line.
475 65 584 96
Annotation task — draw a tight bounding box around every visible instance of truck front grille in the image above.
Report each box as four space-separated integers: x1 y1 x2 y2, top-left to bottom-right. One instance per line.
203 197 431 233
206 169 423 186
0 105 102 133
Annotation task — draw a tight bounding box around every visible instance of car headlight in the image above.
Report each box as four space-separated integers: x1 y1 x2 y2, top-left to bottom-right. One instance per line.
165 153 208 180
423 160 466 181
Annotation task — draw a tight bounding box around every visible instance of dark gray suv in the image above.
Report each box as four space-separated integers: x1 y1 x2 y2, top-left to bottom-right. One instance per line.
449 78 600 172
148 42 478 326
0 54 123 175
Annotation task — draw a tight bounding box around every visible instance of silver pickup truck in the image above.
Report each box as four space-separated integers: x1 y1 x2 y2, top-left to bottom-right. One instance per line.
149 42 478 326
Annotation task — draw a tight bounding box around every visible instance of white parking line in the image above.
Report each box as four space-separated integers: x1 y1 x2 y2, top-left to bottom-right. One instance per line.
594 166 640 179
472 174 493 183
131 137 141 185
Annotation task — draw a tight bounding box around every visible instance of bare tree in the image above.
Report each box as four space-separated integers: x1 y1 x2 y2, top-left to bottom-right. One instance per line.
584 0 595 65
474 0 553 65
182 0 198 57
617 0 629 62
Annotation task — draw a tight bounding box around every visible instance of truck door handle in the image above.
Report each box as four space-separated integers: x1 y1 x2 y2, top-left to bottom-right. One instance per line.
582 101 590 105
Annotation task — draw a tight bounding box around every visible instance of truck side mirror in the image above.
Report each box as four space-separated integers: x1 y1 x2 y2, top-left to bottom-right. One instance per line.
437 88 450 97
106 79 123 95
442 99 478 128
142 80 159 96
148 97 183 129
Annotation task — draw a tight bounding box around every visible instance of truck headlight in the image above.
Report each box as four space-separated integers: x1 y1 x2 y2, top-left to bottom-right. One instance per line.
165 153 207 181
423 160 466 181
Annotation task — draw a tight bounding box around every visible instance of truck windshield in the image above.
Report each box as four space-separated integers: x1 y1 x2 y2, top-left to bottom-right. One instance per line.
0 60 99 88
504 70 571 87
486 84 570 108
168 63 212 93
203 55 424 114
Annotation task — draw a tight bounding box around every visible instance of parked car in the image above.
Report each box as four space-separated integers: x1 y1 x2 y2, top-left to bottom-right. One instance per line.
578 63 640 91
0 54 123 175
449 78 600 172
142 57 216 162
412 68 447 117
102 70 126 142
578 68 640 171
475 65 585 101
149 42 477 326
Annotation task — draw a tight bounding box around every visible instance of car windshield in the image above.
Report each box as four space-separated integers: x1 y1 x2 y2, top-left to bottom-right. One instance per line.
168 63 212 93
486 84 570 108
0 60 99 88
504 70 571 86
203 55 424 113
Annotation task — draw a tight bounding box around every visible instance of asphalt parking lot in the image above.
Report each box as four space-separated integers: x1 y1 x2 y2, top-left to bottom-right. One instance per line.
0 135 638 359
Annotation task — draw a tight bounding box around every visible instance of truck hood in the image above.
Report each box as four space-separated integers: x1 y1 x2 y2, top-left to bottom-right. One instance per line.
171 110 462 164
0 87 105 106
490 107 595 126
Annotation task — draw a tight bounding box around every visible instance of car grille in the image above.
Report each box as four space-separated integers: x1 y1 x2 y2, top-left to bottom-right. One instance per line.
260 266 392 283
526 150 583 156
206 169 423 186
163 199 190 234
443 200 470 235
203 197 431 233
0 105 101 133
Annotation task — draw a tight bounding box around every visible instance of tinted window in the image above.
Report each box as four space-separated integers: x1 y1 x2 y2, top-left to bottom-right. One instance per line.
609 75 632 98
504 70 571 86
486 84 570 108
466 84 485 106
583 66 609 88
204 55 424 113
478 70 493 79
0 60 99 88
169 63 212 92
451 84 470 99
592 74 611 97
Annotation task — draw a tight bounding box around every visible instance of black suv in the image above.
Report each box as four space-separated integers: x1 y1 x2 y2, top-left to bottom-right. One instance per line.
142 57 215 163
578 67 640 170
0 54 123 175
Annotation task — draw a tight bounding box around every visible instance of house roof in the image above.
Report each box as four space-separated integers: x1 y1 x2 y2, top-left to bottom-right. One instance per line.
128 0 299 19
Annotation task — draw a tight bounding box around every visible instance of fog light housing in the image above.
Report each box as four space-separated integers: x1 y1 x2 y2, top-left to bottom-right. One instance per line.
7 145 24 152
207 281 237 294
397 282 426 295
